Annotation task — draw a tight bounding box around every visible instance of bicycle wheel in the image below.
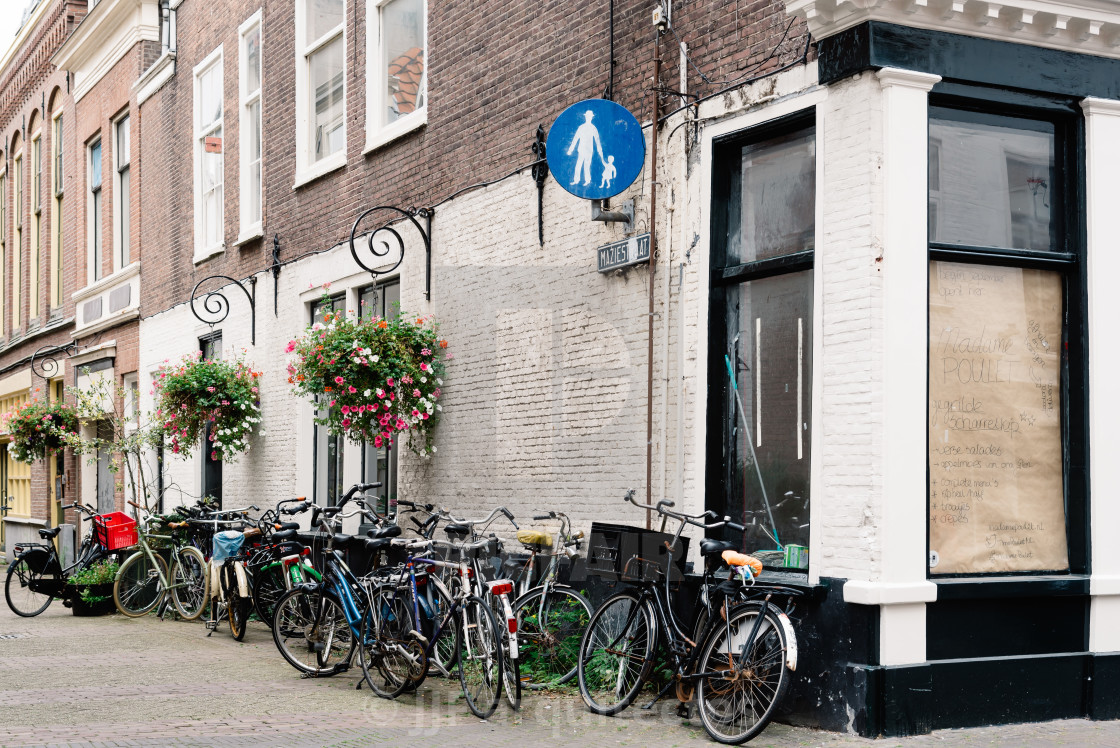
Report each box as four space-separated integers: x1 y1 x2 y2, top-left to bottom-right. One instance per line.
361 585 426 698
502 625 521 710
577 591 656 716
220 563 252 641
252 561 291 624
113 551 169 617
696 602 791 744
272 586 355 676
422 576 459 676
514 586 592 685
5 556 55 617
170 546 208 620
457 595 504 719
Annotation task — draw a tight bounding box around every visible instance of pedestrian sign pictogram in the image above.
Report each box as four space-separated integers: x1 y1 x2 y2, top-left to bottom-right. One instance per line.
546 99 645 200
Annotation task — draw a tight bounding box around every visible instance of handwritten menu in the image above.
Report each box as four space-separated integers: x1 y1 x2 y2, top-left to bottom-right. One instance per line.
928 261 1068 574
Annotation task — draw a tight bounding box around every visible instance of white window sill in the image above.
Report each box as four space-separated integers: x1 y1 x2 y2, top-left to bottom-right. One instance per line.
364 110 427 155
193 243 226 265
235 224 264 246
72 262 140 303
293 153 346 190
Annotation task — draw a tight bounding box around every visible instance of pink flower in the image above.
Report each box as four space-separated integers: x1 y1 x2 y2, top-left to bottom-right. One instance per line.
341 405 350 415
207 386 216 393
348 386 357 394
422 413 430 420
387 377 395 387
329 399 336 407
412 389 421 397
411 409 421 418
419 363 429 372
251 387 258 394
421 348 432 356
334 376 345 385
380 415 391 426
403 375 413 384
211 451 218 461
373 436 383 448
285 340 296 353
341 418 352 429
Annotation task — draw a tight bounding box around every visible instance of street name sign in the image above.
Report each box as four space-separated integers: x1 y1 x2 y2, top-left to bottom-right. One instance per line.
597 233 650 273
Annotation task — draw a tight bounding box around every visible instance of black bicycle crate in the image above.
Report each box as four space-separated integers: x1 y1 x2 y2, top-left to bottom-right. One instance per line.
584 522 689 583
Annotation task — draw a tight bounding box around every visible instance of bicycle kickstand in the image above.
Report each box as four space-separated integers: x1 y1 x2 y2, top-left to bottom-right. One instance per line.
642 677 676 711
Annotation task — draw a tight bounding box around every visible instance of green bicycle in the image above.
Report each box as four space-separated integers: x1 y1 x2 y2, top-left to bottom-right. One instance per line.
113 501 209 620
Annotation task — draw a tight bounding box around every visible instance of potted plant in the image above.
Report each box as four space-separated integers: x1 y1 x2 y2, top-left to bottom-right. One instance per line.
66 559 119 616
287 301 448 455
5 397 80 463
152 353 263 462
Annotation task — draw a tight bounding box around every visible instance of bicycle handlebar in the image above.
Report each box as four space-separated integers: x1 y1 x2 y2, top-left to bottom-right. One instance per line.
623 488 737 531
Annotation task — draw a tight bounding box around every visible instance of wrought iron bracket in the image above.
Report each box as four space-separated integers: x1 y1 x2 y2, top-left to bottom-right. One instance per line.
531 125 549 247
592 198 634 231
349 206 434 300
190 275 258 345
30 331 106 380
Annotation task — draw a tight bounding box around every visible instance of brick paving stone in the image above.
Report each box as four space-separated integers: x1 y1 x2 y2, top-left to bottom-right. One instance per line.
1 602 1119 747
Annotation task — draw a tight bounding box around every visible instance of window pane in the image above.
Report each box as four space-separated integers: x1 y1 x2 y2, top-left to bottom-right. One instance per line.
717 270 813 558
382 0 425 125
119 167 130 265
929 116 1055 252
31 139 39 211
310 35 344 161
199 65 222 130
928 261 1067 573
92 190 102 280
54 116 63 194
202 126 223 247
245 26 261 93
248 99 262 224
90 142 101 189
306 0 343 43
117 116 130 167
730 130 815 264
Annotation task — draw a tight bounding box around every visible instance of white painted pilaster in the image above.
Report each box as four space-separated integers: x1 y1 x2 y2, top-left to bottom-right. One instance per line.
871 67 940 666
1081 96 1120 652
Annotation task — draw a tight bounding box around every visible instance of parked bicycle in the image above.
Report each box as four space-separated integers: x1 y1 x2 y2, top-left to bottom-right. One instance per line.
576 490 803 744
5 503 126 617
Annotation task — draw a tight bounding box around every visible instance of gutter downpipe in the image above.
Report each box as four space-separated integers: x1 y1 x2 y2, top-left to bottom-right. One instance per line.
646 33 661 530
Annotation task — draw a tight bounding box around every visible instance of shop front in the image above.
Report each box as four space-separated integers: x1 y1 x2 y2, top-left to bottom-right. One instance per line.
689 0 1120 733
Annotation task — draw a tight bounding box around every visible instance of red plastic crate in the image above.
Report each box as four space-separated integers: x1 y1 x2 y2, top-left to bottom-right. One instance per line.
94 512 138 551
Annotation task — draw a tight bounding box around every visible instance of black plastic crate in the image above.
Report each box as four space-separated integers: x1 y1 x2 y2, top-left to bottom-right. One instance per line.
583 522 690 583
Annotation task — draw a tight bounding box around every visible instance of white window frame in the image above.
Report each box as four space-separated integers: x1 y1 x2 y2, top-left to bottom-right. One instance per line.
238 11 263 243
365 0 428 154
193 46 225 263
86 140 100 288
113 112 131 272
294 0 346 187
50 110 63 310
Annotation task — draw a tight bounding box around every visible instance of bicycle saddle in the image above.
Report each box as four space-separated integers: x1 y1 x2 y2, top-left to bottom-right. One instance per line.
517 529 552 547
366 525 401 539
38 527 62 540
274 522 300 532
700 539 736 556
272 529 298 542
333 534 354 545
444 523 470 538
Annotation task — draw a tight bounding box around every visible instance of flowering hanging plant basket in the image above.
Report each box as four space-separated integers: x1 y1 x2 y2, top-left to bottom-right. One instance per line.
287 303 447 455
5 399 80 463
153 353 263 462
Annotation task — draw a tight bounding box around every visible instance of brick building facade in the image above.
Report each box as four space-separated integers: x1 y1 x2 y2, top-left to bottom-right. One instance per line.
2 0 1119 737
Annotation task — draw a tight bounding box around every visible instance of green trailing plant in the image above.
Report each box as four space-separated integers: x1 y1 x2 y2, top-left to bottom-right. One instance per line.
69 559 120 603
5 397 79 463
286 296 448 455
153 352 263 462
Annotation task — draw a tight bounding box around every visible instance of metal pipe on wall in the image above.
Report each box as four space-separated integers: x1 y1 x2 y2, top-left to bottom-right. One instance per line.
645 34 661 530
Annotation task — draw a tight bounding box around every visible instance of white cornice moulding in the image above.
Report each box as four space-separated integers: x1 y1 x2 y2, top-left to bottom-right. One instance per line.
785 0 1120 60
53 0 160 102
843 580 939 605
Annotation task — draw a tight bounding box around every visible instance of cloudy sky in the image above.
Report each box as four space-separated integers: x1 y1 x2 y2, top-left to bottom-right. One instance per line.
0 0 36 62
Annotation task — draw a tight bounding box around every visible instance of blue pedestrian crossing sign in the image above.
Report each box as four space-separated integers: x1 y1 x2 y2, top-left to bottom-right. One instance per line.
546 99 645 200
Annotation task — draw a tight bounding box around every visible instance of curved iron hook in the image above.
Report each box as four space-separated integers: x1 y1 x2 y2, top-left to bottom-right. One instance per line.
349 205 433 299
190 275 258 345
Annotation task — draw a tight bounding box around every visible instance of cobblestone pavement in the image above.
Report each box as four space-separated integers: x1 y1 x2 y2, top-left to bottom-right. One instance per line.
2 602 1120 747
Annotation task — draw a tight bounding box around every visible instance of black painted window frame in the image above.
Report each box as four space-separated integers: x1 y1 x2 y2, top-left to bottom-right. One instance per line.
311 292 347 507
706 108 816 559
926 86 1089 578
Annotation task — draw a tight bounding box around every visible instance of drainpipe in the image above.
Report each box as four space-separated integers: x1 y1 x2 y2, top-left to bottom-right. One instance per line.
645 34 661 530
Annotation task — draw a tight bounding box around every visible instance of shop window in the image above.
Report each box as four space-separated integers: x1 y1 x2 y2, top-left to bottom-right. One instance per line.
296 0 345 180
707 117 815 564
927 105 1082 576
366 0 426 148
359 280 400 516
312 293 346 506
194 48 224 260
239 12 263 238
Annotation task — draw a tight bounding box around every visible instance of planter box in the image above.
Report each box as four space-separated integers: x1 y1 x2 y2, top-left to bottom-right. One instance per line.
68 583 116 616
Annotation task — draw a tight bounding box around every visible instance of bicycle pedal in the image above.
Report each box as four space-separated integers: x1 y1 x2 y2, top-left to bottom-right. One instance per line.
676 703 692 720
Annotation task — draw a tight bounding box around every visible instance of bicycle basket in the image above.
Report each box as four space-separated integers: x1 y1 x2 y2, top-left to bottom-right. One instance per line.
584 522 689 583
212 530 246 562
92 512 138 551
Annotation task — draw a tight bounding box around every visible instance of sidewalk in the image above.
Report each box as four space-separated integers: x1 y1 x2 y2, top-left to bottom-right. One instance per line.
0 601 1117 747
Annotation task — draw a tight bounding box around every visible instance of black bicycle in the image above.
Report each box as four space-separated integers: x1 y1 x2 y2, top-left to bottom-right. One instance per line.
577 490 803 744
5 503 111 617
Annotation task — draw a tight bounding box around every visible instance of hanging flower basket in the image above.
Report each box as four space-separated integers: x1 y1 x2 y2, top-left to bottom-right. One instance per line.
153 353 263 462
5 399 80 463
287 302 448 455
